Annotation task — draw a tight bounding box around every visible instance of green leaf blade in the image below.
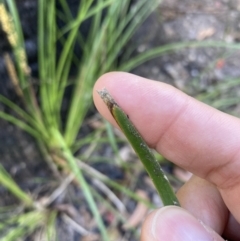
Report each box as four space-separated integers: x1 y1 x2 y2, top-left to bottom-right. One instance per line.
98 89 180 207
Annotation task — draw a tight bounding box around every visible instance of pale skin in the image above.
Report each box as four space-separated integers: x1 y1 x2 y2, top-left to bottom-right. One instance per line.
93 72 240 240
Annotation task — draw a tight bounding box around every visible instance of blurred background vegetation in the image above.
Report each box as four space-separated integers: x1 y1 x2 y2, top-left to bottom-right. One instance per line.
0 0 240 240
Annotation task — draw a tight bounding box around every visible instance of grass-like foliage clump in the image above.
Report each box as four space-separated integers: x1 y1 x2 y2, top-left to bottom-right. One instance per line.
0 0 160 240
1 0 240 240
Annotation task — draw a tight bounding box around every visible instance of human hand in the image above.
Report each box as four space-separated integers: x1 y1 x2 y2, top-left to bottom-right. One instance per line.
93 72 240 240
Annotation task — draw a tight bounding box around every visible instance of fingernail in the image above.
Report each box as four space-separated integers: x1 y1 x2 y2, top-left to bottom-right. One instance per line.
151 206 214 241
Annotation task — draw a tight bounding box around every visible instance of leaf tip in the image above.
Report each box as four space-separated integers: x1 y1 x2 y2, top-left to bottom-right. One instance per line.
97 88 118 112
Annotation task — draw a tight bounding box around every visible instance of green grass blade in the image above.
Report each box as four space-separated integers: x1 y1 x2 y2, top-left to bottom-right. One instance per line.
0 111 41 139
59 0 114 37
45 211 57 241
212 97 240 109
78 160 155 208
0 211 45 241
105 121 119 155
54 131 109 241
63 10 110 146
63 0 160 147
38 0 59 129
105 121 123 165
0 95 48 138
0 164 33 206
98 89 179 206
120 41 240 71
103 0 159 71
55 0 93 83
71 128 105 153
0 95 35 123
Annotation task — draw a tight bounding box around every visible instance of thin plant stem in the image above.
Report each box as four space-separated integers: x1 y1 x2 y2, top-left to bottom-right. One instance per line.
98 89 180 206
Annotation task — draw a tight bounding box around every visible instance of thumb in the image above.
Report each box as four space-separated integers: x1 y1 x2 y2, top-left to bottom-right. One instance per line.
141 206 223 241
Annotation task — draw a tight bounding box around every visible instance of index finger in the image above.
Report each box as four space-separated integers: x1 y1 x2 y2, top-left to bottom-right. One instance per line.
93 72 240 222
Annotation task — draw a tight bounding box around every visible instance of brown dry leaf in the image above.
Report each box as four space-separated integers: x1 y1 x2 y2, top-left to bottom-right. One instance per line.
122 189 149 230
197 27 215 40
4 53 23 97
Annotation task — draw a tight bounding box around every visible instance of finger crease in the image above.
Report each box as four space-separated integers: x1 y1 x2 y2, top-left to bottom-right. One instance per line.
155 97 190 150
